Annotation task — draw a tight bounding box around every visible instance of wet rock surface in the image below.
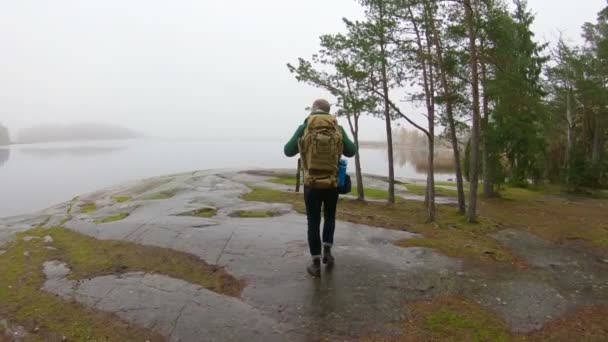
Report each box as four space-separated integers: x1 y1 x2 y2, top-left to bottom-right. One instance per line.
42 261 287 342
1 169 607 339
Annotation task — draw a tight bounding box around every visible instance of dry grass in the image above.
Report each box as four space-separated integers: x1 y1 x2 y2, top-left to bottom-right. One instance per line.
363 297 608 342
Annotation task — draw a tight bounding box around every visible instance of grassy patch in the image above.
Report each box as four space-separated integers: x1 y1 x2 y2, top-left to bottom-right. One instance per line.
365 297 510 342
79 203 97 214
405 183 461 197
230 210 276 218
112 196 132 203
365 298 608 342
0 227 243 340
269 177 298 186
480 193 608 251
352 186 390 200
94 213 129 224
242 188 515 264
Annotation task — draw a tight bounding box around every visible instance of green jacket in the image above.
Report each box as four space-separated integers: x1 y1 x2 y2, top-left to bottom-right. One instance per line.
284 113 357 158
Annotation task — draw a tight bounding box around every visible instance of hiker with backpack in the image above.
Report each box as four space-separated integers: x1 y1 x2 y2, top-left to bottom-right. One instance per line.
283 99 357 277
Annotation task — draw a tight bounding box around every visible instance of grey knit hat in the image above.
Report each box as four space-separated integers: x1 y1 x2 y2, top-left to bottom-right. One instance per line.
311 99 331 114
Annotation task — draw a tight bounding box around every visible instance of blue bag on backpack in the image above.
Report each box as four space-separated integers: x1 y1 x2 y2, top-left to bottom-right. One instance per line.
338 159 351 194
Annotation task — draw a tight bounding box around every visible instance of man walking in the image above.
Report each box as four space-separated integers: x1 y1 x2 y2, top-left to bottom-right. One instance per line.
284 99 357 277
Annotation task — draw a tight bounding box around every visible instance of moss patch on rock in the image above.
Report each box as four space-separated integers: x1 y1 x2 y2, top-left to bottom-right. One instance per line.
230 210 278 218
94 213 129 224
178 208 217 218
79 203 97 214
112 196 132 203
0 227 244 341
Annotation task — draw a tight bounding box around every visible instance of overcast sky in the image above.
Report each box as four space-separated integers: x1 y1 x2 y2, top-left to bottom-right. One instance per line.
0 0 605 141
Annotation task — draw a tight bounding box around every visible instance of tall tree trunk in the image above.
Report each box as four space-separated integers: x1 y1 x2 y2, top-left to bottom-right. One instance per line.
591 114 603 184
378 21 396 204
427 5 466 214
346 112 365 201
565 87 575 183
565 88 574 164
465 0 481 223
423 8 436 223
480 60 494 198
353 120 365 201
407 3 436 221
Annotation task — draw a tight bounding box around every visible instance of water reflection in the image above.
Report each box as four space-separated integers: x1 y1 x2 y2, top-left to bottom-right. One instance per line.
19 146 127 158
392 147 456 174
0 148 9 167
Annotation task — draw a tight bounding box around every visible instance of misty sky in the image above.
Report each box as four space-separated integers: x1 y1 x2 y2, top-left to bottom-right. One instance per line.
0 0 605 141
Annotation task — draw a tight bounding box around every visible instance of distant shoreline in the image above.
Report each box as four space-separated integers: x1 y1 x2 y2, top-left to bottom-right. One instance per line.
359 141 452 152
8 137 141 146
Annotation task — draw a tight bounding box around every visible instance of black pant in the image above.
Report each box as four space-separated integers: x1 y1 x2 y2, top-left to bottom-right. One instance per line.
304 186 339 257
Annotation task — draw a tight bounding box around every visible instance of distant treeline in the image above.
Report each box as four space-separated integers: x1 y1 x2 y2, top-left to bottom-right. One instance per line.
15 123 140 144
0 124 9 146
361 128 452 150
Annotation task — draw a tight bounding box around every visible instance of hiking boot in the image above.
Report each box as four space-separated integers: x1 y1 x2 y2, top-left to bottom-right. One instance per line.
322 246 335 266
307 259 321 278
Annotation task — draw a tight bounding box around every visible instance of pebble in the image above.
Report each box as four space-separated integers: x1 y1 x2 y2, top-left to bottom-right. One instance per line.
45 246 58 251
602 259 608 264
23 251 30 257
43 235 54 244
456 272 465 276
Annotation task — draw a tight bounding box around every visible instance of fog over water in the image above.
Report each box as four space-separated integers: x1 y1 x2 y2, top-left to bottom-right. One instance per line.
0 0 603 141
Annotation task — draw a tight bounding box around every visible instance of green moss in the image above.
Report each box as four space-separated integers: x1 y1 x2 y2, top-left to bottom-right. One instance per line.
231 210 275 218
0 227 243 340
112 196 131 203
181 208 217 218
79 203 97 214
94 213 129 224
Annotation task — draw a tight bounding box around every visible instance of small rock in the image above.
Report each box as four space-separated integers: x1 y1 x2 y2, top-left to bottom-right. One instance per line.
43 235 54 244
45 246 58 251
62 335 67 341
496 297 502 302
23 251 30 257
0 250 5 255
23 236 40 242
602 259 608 264
456 272 465 276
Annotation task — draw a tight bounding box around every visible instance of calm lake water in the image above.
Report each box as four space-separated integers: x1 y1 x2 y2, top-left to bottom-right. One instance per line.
0 139 455 217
